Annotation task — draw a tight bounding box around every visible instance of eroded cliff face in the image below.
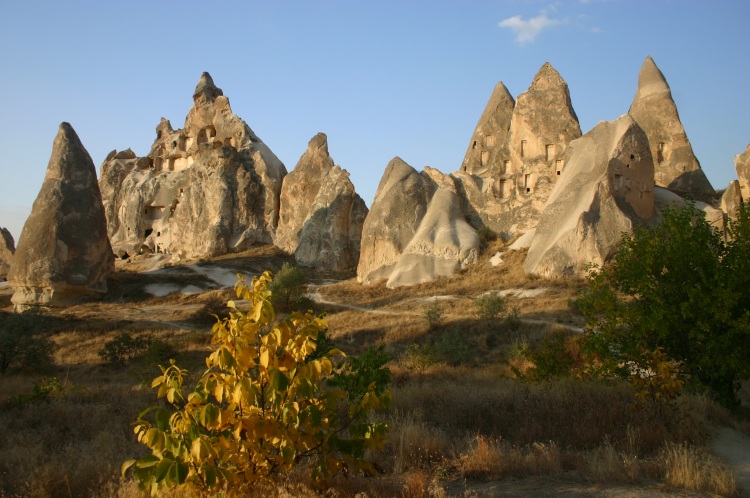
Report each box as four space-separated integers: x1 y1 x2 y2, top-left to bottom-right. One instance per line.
99 72 287 261
357 159 479 287
9 123 113 309
628 56 714 197
0 227 15 280
456 63 582 238
276 133 368 273
524 115 655 277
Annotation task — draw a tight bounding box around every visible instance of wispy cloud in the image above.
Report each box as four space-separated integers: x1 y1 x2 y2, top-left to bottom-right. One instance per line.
499 10 565 45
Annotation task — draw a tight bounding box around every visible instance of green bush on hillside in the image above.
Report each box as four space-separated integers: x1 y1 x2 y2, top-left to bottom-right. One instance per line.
0 311 55 374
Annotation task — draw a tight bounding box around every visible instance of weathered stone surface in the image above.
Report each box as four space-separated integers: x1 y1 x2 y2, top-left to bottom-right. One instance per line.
460 82 515 178
721 180 743 220
276 133 368 273
9 123 113 308
735 143 750 204
457 63 582 237
628 56 714 197
357 159 478 287
0 227 14 280
653 187 726 232
525 115 655 277
99 72 287 261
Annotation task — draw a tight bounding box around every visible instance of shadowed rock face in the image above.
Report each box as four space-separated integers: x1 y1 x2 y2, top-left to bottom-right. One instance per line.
0 227 14 280
720 180 742 221
99 72 287 261
525 115 655 277
628 56 714 197
275 133 368 273
9 123 113 308
357 159 478 287
457 63 582 237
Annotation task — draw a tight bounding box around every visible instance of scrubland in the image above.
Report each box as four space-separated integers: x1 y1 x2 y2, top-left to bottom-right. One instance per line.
0 243 746 497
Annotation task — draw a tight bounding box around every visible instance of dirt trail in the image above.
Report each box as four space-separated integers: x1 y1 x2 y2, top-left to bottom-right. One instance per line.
711 427 750 496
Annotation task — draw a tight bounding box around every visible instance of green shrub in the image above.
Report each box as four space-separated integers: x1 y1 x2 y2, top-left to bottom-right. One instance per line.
99 333 176 367
474 293 508 321
269 262 308 312
0 311 55 374
477 225 498 246
422 301 444 329
432 331 472 365
7 376 65 408
402 343 436 375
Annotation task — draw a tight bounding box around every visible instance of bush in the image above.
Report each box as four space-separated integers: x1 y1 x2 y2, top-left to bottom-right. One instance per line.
474 293 508 321
402 344 436 375
477 226 498 247
99 333 176 367
0 311 55 374
124 272 391 493
432 332 472 366
269 262 308 312
578 203 750 407
422 301 444 329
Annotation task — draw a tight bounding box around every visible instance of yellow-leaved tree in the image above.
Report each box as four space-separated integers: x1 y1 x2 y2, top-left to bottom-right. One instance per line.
123 271 391 495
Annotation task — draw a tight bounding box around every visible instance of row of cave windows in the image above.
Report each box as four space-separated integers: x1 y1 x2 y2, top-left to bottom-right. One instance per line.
475 136 669 164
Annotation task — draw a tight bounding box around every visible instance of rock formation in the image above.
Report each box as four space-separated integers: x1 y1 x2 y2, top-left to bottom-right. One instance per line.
721 181 743 220
99 72 287 260
735 143 750 204
275 133 368 273
0 227 14 280
457 63 582 237
9 123 113 308
357 159 479 287
628 56 714 197
524 115 655 277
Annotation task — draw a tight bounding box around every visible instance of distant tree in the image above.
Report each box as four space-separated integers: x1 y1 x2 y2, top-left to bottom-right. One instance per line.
269 263 308 312
0 311 55 374
578 203 750 407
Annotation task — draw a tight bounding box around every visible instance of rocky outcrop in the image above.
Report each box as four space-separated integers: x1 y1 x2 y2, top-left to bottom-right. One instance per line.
9 123 113 308
628 56 714 197
524 115 655 277
457 63 582 237
0 228 14 280
99 72 287 261
735 144 750 204
357 159 478 287
275 133 368 273
721 181 742 220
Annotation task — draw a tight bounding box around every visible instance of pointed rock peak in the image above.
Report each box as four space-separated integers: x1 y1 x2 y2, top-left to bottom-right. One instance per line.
528 62 566 91
634 56 671 100
193 71 224 103
492 81 514 101
47 122 95 180
308 132 329 155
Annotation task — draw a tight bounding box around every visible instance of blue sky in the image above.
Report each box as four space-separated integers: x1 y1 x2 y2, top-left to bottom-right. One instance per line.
1 0 748 241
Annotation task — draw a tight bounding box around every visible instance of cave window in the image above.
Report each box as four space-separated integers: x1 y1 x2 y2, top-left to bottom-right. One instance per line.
504 160 512 174
556 159 564 176
546 144 554 161
472 140 477 149
144 228 153 237
481 150 489 166
521 140 527 158
485 135 496 147
120 253 129 260
524 174 533 193
172 140 177 148
657 142 666 163
207 126 217 139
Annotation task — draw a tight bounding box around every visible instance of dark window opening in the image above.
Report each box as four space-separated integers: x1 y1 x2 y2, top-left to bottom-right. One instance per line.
144 228 153 237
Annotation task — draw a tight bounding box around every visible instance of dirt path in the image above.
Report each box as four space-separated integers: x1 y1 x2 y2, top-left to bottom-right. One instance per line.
711 427 750 496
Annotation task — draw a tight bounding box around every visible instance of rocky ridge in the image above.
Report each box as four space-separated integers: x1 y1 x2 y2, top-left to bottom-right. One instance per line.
0 227 14 280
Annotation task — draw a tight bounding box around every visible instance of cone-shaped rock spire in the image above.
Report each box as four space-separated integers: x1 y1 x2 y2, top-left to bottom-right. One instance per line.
629 56 714 196
192 71 223 104
9 123 113 309
461 82 515 177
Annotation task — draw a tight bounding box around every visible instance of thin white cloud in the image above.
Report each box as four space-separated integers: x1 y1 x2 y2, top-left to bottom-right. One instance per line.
499 12 565 45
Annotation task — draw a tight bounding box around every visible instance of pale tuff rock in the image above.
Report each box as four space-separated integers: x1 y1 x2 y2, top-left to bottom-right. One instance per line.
720 181 742 220
9 123 113 308
735 144 750 204
457 63 582 237
653 187 726 233
524 115 655 277
628 56 714 196
0 227 14 280
460 82 515 178
99 72 287 260
276 133 368 273
357 158 479 287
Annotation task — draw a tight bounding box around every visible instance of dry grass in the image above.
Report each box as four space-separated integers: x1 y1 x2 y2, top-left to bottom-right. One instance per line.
0 244 745 497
